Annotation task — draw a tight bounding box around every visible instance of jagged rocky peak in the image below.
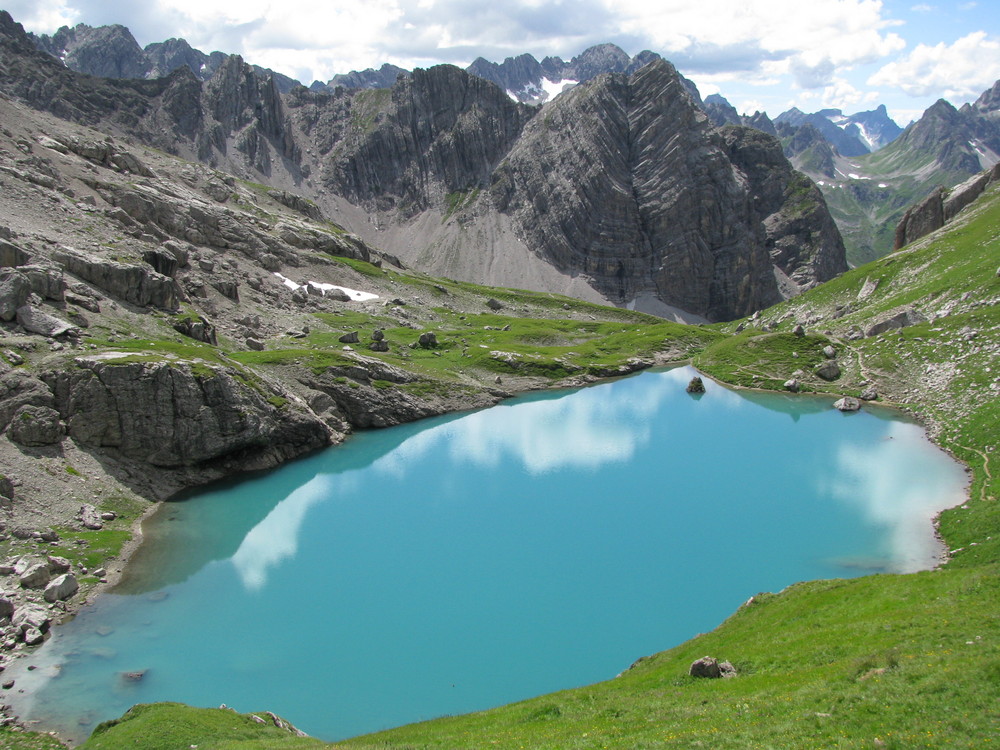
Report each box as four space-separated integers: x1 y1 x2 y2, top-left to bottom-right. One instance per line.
327 63 410 91
702 94 775 135
775 104 902 155
29 22 149 79
490 57 846 320
964 78 1000 117
27 19 301 92
315 63 534 212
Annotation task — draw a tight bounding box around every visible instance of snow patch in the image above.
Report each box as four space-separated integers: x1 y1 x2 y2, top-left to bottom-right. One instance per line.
273 273 379 301
878 183 888 188
540 77 577 101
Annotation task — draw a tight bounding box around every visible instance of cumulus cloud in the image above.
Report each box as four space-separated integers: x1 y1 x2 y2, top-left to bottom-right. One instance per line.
12 0 909 89
869 31 1000 102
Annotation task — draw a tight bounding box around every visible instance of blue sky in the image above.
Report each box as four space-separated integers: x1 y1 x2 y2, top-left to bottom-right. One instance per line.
6 0 999 126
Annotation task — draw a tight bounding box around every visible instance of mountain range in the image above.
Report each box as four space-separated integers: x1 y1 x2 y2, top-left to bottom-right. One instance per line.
10 13 848 322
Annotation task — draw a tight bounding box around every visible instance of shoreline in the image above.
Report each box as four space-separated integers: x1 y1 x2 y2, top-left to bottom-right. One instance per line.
3 359 974 745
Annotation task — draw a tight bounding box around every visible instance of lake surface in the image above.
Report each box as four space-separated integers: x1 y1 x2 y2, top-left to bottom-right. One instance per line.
8 366 968 743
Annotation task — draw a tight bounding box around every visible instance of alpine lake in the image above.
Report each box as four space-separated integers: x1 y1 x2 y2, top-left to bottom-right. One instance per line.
6 366 969 744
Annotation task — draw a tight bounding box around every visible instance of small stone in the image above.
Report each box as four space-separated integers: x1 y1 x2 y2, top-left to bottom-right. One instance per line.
822 345 836 358
39 529 59 542
783 378 800 393
100 511 116 521
369 340 389 352
486 298 504 311
121 669 147 682
371 329 385 342
245 338 265 351
859 386 878 401
1 680 12 689
792 324 805 337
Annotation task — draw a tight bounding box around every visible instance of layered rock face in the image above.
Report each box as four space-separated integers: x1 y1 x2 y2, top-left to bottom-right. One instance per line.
41 358 329 469
489 60 845 320
317 65 534 213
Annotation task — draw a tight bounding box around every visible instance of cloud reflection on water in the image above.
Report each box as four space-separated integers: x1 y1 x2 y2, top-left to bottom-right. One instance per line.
827 421 967 573
230 368 697 590
373 368 694 477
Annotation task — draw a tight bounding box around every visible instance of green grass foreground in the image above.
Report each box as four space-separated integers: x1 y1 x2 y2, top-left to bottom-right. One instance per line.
6 188 998 750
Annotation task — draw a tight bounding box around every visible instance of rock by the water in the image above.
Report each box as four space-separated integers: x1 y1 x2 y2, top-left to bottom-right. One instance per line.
783 378 800 392
43 573 78 602
834 397 861 412
859 386 878 401
815 360 841 381
686 376 706 394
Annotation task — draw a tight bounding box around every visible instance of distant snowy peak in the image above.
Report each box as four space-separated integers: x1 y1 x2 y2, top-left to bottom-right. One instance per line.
775 104 902 155
469 43 663 104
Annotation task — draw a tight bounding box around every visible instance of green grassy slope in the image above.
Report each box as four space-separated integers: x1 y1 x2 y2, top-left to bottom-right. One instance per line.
10 186 996 750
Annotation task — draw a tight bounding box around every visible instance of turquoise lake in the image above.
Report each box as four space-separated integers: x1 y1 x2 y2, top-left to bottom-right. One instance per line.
8 366 968 743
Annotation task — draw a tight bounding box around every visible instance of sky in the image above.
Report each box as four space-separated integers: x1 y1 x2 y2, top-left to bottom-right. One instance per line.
6 0 1000 126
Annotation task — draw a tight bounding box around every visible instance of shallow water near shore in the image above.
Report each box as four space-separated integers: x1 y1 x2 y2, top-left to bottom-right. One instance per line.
7 367 967 743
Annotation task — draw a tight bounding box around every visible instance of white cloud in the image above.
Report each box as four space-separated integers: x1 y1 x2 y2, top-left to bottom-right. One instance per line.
910 3 933 11
869 31 1000 102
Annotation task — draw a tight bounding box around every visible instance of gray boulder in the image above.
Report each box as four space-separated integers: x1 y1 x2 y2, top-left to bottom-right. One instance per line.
417 332 438 348
0 239 30 267
865 308 926 337
43 573 79 603
783 378 800 392
16 305 78 337
0 269 31 321
7 404 64 446
80 504 104 530
859 386 878 401
822 345 836 358
686 376 706 394
19 562 51 589
12 603 51 634
815 360 841 381
689 656 723 678
338 331 360 344
0 595 13 620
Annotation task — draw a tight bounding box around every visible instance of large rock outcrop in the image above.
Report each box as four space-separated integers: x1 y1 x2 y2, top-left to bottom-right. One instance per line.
489 59 845 320
41 357 329 468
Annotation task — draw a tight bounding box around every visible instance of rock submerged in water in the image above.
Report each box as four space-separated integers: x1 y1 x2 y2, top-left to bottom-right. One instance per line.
686 376 706 394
